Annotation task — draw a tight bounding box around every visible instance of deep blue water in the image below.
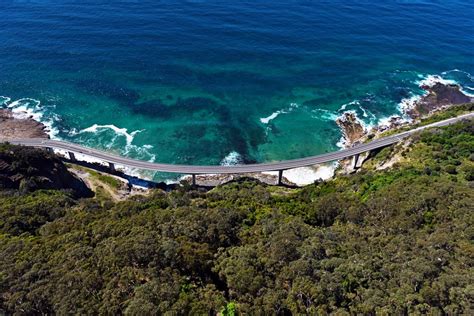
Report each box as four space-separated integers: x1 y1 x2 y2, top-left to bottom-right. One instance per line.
1 1 473 179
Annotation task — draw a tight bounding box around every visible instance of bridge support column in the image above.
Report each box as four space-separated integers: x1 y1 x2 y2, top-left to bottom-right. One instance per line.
109 163 115 172
46 147 54 154
192 174 196 186
277 170 284 185
352 154 360 170
68 151 76 161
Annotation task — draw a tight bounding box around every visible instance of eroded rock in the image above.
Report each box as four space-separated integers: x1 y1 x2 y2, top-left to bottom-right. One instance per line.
407 82 472 118
0 109 49 139
336 112 366 146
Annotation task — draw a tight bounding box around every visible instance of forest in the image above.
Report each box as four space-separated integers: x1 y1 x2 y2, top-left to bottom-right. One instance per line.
0 119 473 315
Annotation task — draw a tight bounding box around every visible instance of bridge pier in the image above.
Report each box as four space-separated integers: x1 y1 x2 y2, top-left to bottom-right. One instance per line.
46 147 54 154
109 163 115 172
277 170 284 185
352 154 360 170
68 151 76 161
192 174 196 186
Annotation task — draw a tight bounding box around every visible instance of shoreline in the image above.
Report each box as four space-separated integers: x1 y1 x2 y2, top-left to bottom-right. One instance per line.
0 108 50 139
1 75 473 188
337 75 473 146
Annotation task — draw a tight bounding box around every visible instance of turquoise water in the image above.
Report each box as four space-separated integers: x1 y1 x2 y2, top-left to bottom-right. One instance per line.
1 1 473 180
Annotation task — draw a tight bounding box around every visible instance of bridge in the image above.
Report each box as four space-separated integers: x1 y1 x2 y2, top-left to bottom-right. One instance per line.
2 113 473 185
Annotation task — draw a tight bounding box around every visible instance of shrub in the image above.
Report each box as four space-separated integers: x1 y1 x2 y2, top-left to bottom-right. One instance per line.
444 164 457 174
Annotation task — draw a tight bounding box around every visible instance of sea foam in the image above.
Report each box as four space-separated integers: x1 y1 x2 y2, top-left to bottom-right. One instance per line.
0 96 11 106
312 108 339 121
416 74 457 88
263 162 337 186
337 100 376 123
260 102 299 124
74 123 157 178
461 86 474 98
220 151 243 166
338 100 360 112
398 94 423 116
441 69 474 81
77 124 142 148
395 73 456 117
260 111 283 124
3 97 60 138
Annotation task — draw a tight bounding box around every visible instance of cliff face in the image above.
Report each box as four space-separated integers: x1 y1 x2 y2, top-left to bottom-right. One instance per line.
0 144 93 198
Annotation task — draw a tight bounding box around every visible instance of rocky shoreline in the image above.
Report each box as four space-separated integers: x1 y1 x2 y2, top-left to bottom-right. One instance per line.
407 82 471 119
0 109 49 139
336 79 473 148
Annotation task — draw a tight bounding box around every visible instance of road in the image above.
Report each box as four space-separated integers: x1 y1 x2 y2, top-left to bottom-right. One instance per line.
2 113 473 175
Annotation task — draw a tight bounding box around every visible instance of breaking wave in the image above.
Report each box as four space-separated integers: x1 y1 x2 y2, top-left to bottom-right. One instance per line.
76 124 142 148
398 94 423 116
74 123 155 162
312 108 339 121
397 72 466 117
0 96 11 106
220 151 243 166
441 69 474 81
260 102 299 124
416 74 457 87
1 96 60 138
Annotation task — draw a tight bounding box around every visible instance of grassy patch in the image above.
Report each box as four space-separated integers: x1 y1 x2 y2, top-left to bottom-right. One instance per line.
91 171 122 190
67 164 123 190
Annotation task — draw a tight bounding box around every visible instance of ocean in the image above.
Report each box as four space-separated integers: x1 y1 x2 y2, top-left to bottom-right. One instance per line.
1 0 473 182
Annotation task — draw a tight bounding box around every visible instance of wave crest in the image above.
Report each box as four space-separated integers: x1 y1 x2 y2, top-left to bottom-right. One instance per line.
77 124 142 148
75 123 156 164
1 96 60 138
0 96 11 106
220 151 243 166
416 74 457 88
260 102 299 124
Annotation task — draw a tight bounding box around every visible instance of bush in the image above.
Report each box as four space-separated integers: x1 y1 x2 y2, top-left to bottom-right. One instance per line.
460 165 474 181
444 164 457 174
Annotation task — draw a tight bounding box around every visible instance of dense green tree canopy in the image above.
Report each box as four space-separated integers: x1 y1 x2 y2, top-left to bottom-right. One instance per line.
0 120 473 314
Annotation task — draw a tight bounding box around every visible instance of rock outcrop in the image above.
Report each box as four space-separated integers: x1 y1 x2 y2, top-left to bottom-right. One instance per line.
336 82 473 149
407 82 472 118
0 109 49 139
336 112 366 146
